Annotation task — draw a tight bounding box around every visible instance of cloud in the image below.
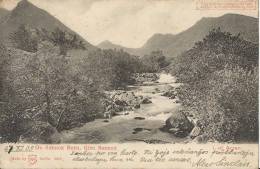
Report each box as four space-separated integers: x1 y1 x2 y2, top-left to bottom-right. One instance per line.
2 0 258 48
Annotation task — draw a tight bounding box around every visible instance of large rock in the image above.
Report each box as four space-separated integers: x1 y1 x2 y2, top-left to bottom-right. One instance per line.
111 91 147 108
134 73 159 83
165 111 194 137
19 121 61 143
102 91 147 118
112 91 138 105
114 100 128 106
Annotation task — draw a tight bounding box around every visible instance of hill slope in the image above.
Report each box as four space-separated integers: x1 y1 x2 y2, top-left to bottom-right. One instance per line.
0 8 9 20
99 14 258 57
143 14 258 57
98 40 125 50
0 0 95 51
98 40 143 56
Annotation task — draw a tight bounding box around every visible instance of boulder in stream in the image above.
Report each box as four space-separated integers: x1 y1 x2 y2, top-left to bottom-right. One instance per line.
165 111 194 137
133 73 159 84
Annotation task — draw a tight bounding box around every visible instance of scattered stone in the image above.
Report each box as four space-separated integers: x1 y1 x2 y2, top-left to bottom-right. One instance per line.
169 95 176 99
134 104 141 109
133 73 159 84
141 98 152 104
174 100 181 104
134 128 144 132
132 128 152 134
134 117 145 120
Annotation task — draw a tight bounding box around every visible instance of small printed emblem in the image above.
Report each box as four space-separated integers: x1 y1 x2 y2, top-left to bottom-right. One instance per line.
28 155 37 165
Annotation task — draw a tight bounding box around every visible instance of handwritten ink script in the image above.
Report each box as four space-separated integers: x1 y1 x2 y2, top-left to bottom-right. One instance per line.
0 144 257 168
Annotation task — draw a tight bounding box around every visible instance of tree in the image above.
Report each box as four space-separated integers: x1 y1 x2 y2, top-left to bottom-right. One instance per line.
10 25 38 52
83 49 140 90
141 50 168 72
50 28 86 55
24 41 103 130
24 41 72 126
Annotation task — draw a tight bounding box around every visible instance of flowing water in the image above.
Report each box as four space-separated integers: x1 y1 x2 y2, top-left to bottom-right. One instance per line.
60 73 187 144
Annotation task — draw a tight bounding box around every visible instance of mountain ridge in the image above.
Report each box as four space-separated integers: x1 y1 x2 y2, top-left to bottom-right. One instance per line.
98 13 258 57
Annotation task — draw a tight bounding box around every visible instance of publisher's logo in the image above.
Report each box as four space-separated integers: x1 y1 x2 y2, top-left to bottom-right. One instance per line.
28 155 37 165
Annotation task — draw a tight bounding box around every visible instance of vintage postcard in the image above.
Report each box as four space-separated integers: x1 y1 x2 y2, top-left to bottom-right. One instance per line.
0 0 258 168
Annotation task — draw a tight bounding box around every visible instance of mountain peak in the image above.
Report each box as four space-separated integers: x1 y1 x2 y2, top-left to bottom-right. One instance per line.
99 40 113 45
17 0 32 8
0 0 96 51
140 13 258 57
11 0 38 17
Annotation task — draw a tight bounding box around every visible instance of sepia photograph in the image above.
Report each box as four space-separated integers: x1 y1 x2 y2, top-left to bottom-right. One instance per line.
0 0 258 147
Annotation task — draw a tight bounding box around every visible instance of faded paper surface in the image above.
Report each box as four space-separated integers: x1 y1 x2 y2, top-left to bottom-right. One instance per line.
0 143 258 168
0 0 258 168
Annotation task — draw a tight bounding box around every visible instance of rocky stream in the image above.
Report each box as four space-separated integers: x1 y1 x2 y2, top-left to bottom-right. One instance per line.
60 73 196 144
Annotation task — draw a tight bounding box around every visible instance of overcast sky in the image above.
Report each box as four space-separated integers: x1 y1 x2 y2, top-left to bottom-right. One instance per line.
0 0 258 48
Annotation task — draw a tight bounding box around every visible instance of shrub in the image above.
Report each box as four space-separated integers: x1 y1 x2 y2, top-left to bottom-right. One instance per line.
0 41 104 142
199 67 258 142
83 49 141 90
169 29 258 142
49 28 86 55
170 28 258 83
141 50 169 72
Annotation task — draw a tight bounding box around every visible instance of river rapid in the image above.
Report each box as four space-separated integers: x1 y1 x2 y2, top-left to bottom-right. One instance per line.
60 73 188 144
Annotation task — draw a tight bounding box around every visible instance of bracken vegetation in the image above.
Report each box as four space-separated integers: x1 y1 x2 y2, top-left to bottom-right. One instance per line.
169 28 258 142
